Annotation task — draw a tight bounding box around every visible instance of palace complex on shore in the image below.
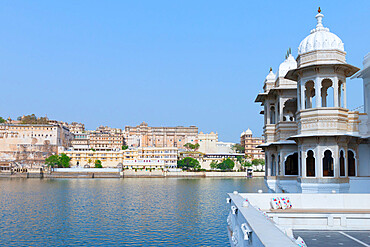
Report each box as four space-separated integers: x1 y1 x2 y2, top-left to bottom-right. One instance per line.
0 119 264 171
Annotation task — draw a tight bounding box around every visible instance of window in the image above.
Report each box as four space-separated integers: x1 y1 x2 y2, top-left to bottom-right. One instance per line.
340 150 345 176
285 153 298 175
270 105 276 124
306 150 315 177
271 155 276 176
323 150 334 177
321 79 334 107
348 150 356 176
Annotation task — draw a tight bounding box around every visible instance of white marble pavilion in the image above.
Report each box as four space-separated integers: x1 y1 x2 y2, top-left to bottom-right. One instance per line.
255 9 370 193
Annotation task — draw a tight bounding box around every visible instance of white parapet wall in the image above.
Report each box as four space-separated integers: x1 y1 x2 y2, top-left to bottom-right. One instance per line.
228 192 370 246
235 193 370 232
227 192 298 247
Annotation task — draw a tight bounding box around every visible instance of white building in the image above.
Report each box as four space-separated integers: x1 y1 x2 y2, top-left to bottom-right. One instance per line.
198 132 218 153
255 10 370 193
353 53 370 176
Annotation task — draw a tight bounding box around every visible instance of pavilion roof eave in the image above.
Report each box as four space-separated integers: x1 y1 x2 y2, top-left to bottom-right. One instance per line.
257 140 297 148
255 93 267 103
285 63 360 81
351 66 370 79
287 133 363 140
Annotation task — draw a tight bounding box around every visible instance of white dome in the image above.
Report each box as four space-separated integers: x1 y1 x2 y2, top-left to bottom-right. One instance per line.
265 69 276 81
277 54 297 78
298 12 344 55
245 128 253 135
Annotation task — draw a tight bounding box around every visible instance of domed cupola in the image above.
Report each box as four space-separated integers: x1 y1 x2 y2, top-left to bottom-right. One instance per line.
296 8 347 67
263 67 276 92
298 8 344 55
277 54 297 78
266 68 276 81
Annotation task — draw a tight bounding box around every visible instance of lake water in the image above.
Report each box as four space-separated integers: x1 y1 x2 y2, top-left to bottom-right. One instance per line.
0 178 267 246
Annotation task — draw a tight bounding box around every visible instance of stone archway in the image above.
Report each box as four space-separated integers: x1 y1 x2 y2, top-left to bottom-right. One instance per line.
340 150 345 176
323 150 334 177
306 150 315 177
285 153 298 175
348 150 356 176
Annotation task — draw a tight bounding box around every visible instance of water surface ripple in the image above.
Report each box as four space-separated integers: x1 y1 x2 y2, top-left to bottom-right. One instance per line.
0 178 267 246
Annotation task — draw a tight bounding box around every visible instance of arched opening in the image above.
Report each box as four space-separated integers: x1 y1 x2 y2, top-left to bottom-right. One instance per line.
305 81 316 109
348 150 356 176
270 105 276 124
323 150 334 177
321 79 334 107
271 154 276 176
338 80 344 108
306 150 315 177
283 99 297 121
285 153 298 175
277 155 281 176
340 150 345 176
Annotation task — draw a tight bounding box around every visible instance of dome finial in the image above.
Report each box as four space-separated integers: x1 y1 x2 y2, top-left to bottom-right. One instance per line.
315 8 324 29
269 67 272 72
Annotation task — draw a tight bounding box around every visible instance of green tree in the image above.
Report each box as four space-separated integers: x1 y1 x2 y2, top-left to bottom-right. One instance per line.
232 144 245 153
177 157 200 170
217 158 235 170
252 159 265 166
45 153 70 168
95 159 103 168
19 114 49 124
45 154 60 168
59 153 71 168
236 156 252 170
0 117 5 123
121 145 128 150
210 161 218 169
252 159 265 170
183 143 200 151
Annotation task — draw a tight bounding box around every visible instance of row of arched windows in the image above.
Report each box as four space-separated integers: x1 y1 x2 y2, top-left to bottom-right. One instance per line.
306 149 356 177
269 149 356 177
303 78 345 109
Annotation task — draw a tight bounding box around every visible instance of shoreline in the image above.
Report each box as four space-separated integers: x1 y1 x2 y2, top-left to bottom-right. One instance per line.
0 171 265 179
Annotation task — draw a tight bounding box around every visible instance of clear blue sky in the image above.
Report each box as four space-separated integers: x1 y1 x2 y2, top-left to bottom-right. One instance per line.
0 1 369 142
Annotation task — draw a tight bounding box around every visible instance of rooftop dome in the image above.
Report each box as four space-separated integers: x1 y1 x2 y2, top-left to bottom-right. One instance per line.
277 54 297 78
298 9 344 55
245 128 252 135
265 68 276 81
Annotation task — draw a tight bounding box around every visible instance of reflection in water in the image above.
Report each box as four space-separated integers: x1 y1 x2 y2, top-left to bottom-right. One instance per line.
0 178 267 246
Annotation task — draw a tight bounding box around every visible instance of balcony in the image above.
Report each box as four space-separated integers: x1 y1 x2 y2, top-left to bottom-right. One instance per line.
297 107 359 135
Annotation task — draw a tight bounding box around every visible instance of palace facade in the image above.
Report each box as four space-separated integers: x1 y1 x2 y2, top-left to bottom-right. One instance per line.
124 121 198 148
0 123 73 165
240 129 264 160
65 146 178 169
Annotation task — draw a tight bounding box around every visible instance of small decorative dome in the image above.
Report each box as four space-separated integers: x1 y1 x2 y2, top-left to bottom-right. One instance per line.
298 9 344 55
245 128 253 135
240 131 245 137
265 67 276 81
277 54 297 78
